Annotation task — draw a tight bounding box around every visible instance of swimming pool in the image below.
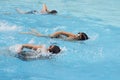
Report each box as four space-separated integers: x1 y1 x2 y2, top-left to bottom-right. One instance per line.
0 0 120 80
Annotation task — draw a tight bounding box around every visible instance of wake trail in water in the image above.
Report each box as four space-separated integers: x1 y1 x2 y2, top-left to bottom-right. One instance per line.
0 21 21 32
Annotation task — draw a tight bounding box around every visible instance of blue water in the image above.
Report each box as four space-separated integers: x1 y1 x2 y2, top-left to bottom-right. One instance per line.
0 0 120 80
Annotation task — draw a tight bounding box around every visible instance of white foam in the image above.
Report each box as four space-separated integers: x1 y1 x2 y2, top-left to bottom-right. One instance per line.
9 44 22 53
61 46 67 52
0 21 21 32
28 39 35 44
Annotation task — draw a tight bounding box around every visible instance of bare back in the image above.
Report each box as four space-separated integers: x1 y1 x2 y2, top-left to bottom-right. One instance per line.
50 31 76 38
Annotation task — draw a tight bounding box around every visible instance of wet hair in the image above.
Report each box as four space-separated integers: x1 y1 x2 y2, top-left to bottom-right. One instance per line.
49 45 61 54
48 10 57 14
77 32 89 40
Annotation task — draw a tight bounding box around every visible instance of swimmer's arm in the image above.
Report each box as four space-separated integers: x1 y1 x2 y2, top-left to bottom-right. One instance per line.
20 29 49 37
50 31 74 38
20 31 50 38
40 4 50 13
49 31 65 38
18 44 43 53
23 44 43 50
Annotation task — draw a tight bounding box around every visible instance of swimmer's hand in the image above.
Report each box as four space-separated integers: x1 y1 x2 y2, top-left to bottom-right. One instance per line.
20 32 42 37
20 29 43 37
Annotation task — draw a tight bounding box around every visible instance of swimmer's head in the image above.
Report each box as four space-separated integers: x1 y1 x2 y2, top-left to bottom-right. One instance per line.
76 32 89 40
48 10 57 14
48 45 61 54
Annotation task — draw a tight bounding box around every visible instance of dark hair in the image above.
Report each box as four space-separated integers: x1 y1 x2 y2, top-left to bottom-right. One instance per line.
77 32 89 40
48 10 57 14
49 45 61 54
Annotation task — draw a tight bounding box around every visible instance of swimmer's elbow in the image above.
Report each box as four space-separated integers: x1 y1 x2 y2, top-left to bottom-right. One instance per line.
57 31 64 34
50 35 54 38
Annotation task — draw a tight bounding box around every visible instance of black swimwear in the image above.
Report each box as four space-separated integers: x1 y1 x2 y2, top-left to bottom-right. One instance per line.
26 10 38 14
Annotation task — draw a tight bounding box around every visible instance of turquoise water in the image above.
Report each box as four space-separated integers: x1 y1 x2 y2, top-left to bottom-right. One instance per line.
0 0 120 80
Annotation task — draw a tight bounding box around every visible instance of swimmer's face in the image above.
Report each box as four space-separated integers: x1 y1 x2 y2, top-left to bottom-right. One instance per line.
75 33 82 40
49 45 54 51
76 32 89 40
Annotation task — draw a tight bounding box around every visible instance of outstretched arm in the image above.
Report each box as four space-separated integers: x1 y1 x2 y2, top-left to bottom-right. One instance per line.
18 44 43 53
20 29 50 37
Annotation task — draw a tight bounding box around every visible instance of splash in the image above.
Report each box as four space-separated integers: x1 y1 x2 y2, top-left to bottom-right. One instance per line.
9 44 51 60
9 44 22 54
28 39 35 44
0 21 21 32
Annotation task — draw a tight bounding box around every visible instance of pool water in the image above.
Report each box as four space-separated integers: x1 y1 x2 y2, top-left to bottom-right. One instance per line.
0 0 120 80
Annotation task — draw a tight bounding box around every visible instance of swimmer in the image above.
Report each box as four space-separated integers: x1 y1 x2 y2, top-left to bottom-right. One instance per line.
21 29 89 41
18 44 61 54
16 4 57 14
40 4 57 14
